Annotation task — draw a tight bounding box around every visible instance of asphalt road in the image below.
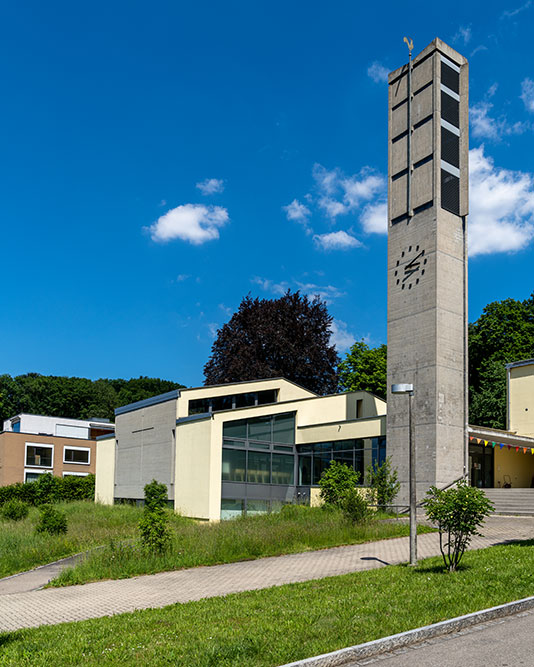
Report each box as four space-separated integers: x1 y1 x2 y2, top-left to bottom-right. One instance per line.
347 608 534 666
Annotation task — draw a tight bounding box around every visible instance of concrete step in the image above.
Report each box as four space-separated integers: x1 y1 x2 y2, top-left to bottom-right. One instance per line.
483 489 534 516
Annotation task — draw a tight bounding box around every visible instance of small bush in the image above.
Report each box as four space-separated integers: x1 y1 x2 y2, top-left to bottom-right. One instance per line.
36 504 68 535
366 458 400 511
139 479 171 554
144 480 169 512
342 488 372 524
0 474 95 507
423 480 494 572
1 499 29 521
319 461 360 508
139 510 171 554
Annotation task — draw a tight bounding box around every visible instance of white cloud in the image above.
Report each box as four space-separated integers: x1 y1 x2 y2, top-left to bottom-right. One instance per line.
148 204 229 244
361 201 387 234
469 146 534 256
330 320 356 352
196 178 225 195
176 274 190 282
501 0 532 18
296 282 345 304
207 323 219 339
283 198 311 222
251 277 289 296
471 98 528 140
313 231 362 251
470 45 488 57
312 163 385 220
452 25 472 44
521 78 534 112
367 61 389 84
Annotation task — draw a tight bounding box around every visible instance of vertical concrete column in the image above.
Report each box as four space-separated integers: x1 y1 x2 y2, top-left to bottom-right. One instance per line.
387 39 469 503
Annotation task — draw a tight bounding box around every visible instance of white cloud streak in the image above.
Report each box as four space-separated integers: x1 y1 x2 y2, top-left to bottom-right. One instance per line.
313 231 362 251
367 62 389 83
452 25 472 44
469 146 534 256
521 78 534 112
361 202 387 234
196 178 225 195
148 204 229 244
470 98 528 140
330 320 356 352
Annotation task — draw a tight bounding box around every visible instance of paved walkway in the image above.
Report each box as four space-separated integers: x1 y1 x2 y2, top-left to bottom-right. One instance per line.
0 516 532 633
346 607 534 666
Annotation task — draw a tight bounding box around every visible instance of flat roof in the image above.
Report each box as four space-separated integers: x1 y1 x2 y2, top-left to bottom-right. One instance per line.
505 359 534 370
114 390 180 416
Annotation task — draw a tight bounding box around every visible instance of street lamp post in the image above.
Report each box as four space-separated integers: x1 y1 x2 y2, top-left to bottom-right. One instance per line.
391 383 417 566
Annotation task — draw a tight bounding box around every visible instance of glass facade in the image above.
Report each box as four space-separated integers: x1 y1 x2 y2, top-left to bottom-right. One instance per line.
297 437 386 486
189 389 278 415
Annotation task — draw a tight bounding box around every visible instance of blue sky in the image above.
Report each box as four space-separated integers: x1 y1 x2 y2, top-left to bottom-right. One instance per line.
2 0 534 387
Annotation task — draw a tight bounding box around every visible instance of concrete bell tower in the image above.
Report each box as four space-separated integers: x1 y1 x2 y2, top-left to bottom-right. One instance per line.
387 38 469 501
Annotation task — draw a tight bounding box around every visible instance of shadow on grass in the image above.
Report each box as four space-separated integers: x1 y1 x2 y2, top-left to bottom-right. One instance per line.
0 631 22 648
398 562 474 574
496 538 534 548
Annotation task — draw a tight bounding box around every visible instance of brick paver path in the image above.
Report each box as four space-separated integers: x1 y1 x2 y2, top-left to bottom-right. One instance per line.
0 516 532 632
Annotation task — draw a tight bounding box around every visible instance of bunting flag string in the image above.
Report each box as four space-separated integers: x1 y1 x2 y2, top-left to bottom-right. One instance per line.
469 435 534 454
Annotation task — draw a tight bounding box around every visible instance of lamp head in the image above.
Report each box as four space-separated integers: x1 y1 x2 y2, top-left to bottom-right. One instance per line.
391 383 414 394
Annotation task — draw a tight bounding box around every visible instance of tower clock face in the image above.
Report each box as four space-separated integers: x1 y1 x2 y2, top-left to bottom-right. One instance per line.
394 245 428 290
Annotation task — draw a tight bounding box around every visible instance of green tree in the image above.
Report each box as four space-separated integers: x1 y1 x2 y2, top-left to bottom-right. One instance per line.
139 480 171 554
366 458 400 510
204 291 339 395
338 340 387 399
318 461 360 507
423 480 494 572
469 294 534 428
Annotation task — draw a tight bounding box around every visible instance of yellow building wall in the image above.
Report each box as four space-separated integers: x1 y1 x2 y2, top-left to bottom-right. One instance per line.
176 379 316 418
494 446 534 488
174 418 219 520
509 363 534 437
95 436 116 505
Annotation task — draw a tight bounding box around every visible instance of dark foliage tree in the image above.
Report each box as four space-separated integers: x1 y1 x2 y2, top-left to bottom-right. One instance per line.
203 291 340 395
0 374 185 424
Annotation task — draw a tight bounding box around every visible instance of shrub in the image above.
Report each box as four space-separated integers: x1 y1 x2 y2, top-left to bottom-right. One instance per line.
366 458 400 510
144 480 169 512
1 499 30 521
139 510 171 554
35 504 68 535
342 488 372 524
0 474 95 507
139 480 171 554
423 480 494 572
319 461 360 508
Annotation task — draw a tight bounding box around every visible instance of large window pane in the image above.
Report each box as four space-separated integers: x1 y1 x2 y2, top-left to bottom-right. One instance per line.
333 451 353 467
273 414 295 444
221 499 243 520
247 499 269 515
222 449 246 482
332 440 354 451
223 420 247 439
299 456 312 485
247 451 270 484
354 450 364 479
313 454 331 485
272 454 294 485
26 445 53 468
235 392 256 408
211 395 233 412
248 416 271 442
257 390 277 406
188 398 210 415
64 448 89 464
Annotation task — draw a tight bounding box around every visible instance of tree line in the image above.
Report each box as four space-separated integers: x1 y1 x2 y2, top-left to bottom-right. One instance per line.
0 374 184 425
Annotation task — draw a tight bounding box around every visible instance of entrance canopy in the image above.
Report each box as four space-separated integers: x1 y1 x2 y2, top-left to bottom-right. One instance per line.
468 425 534 489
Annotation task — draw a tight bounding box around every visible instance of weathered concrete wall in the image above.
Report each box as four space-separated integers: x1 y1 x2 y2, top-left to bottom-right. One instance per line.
387 39 468 502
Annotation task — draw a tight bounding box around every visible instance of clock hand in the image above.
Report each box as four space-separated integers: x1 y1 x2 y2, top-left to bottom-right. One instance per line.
404 250 424 270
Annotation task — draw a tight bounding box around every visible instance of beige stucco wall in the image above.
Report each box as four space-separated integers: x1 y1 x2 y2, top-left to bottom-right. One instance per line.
95 436 116 504
174 417 219 520
494 445 534 488
509 364 534 437
175 378 316 419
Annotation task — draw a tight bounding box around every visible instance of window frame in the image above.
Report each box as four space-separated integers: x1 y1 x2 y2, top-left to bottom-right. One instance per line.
25 442 54 469
62 471 90 477
24 469 48 482
63 445 91 466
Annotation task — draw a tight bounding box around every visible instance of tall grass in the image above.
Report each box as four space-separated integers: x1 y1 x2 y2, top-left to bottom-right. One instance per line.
0 501 190 578
53 505 433 586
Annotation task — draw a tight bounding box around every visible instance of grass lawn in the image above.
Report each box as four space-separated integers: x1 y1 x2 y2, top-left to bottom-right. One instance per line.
1 541 534 666
52 505 433 586
0 502 191 578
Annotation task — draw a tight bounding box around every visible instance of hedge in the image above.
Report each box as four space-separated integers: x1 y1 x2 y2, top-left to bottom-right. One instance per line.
0 473 95 506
